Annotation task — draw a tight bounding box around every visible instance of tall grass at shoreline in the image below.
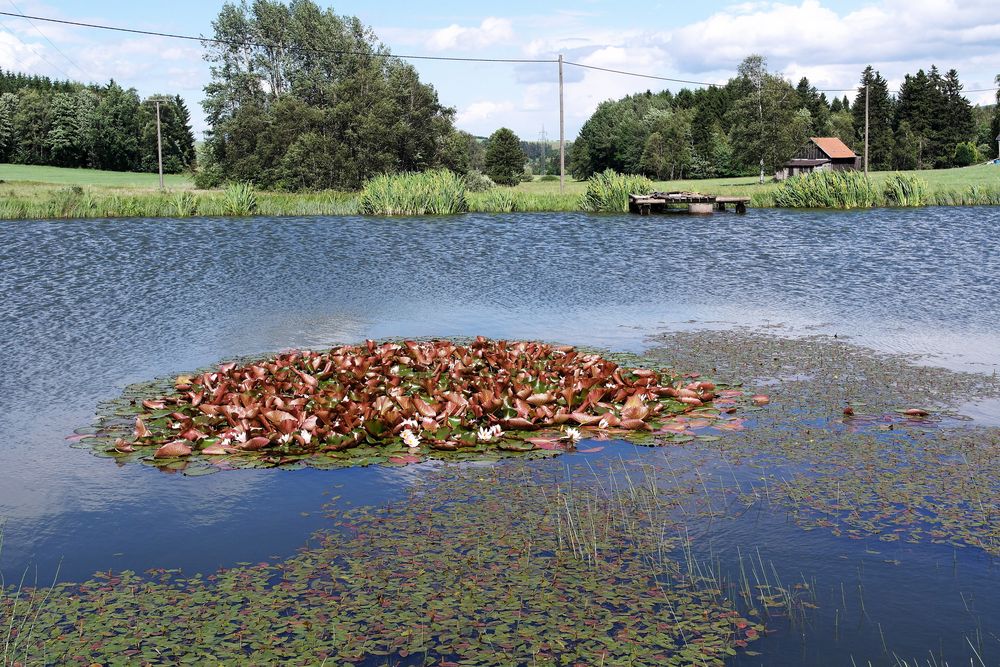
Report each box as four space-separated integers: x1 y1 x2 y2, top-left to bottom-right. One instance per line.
1 166 998 220
580 169 655 212
358 170 468 215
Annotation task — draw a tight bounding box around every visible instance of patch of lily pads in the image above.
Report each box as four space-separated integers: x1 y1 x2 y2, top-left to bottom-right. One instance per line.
76 338 749 475
1 463 764 665
644 329 1000 558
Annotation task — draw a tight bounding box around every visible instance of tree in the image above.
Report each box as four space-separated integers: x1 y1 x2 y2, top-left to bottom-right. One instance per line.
484 127 526 186
0 92 17 162
47 92 82 166
727 55 802 180
14 88 51 164
200 0 454 190
992 74 1000 159
88 81 142 171
639 131 667 179
852 66 895 170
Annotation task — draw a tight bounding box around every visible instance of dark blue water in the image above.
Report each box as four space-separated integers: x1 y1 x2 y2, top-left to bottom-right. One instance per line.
3 209 1000 664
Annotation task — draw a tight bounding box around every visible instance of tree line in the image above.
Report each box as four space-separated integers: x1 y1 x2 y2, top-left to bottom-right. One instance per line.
0 69 196 173
570 55 998 180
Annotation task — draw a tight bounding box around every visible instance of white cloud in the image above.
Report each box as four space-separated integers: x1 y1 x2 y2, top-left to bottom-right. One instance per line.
456 100 516 127
426 17 514 52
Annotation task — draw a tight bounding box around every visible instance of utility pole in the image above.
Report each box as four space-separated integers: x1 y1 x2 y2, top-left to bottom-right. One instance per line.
864 84 869 176
558 54 565 194
145 96 171 190
155 99 164 190
538 125 547 176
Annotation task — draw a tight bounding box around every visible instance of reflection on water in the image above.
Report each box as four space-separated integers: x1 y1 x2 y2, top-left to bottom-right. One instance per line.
1 208 999 581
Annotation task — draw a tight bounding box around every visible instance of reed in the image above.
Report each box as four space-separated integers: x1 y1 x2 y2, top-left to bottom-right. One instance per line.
358 169 468 216
222 182 258 217
580 169 654 213
772 170 882 209
881 173 928 207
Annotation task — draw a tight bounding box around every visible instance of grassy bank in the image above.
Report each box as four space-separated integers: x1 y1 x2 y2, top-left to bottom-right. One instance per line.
0 163 998 219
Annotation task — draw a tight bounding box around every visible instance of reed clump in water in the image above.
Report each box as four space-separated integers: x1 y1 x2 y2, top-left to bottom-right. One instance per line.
580 169 655 213
358 169 468 215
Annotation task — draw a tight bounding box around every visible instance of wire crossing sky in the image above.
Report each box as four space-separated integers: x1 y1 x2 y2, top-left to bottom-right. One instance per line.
0 1 997 139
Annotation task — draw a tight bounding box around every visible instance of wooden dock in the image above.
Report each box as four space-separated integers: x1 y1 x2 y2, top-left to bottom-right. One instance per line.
628 192 749 215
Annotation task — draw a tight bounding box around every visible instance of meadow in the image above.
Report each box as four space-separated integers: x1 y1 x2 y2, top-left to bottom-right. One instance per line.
0 162 998 219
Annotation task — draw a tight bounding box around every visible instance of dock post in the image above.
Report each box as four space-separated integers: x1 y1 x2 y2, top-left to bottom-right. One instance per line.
736 202 747 214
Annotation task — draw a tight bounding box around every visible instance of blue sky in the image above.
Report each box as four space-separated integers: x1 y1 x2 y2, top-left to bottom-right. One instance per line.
1 0 998 140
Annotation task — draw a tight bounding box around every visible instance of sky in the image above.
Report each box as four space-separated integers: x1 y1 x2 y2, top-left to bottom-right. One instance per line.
0 0 998 141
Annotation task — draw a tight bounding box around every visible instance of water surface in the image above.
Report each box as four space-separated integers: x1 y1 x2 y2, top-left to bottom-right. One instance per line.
2 208 1000 663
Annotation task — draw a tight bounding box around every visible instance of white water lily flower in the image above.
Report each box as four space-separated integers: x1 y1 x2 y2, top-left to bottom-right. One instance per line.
233 431 247 443
299 429 312 444
477 427 494 442
277 433 293 445
489 424 504 438
598 418 610 430
401 429 421 448
605 382 616 389
565 427 582 442
400 418 420 430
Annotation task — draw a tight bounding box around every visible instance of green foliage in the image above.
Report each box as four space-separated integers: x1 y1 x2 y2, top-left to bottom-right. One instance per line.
538 174 559 182
471 187 521 212
484 127 526 186
772 169 881 209
200 0 454 191
728 55 807 178
953 141 980 167
222 182 258 216
580 169 654 213
358 169 468 215
882 172 928 206
463 169 496 192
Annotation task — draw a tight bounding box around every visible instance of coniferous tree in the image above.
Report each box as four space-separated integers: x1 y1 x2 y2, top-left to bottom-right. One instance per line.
852 66 894 170
47 92 82 166
0 92 17 162
484 127 526 186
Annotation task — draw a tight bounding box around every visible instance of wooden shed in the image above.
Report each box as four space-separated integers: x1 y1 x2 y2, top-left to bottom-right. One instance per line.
775 137 859 180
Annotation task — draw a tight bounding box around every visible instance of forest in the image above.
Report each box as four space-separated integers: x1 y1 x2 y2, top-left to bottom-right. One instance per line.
0 69 196 174
570 56 1000 180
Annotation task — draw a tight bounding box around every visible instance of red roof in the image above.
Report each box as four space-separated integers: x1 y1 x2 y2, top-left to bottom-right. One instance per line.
811 137 857 159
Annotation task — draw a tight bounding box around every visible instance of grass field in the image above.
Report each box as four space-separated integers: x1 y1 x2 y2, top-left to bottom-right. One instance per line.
0 162 997 219
0 164 194 189
517 163 1000 199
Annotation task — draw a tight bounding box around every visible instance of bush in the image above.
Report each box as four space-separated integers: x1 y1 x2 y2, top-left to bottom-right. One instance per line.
953 142 980 168
539 174 559 182
463 170 496 192
358 170 468 216
580 169 654 213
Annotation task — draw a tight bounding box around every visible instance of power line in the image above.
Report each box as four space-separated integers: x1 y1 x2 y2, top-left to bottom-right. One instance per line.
6 0 87 79
563 60 720 87
0 10 556 64
0 16 74 80
0 8 995 98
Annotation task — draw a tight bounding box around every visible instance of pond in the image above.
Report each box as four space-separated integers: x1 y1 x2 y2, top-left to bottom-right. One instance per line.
2 207 1000 664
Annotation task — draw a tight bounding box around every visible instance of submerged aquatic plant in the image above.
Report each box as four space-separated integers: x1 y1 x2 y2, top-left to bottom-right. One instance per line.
0 464 762 665
81 338 732 473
